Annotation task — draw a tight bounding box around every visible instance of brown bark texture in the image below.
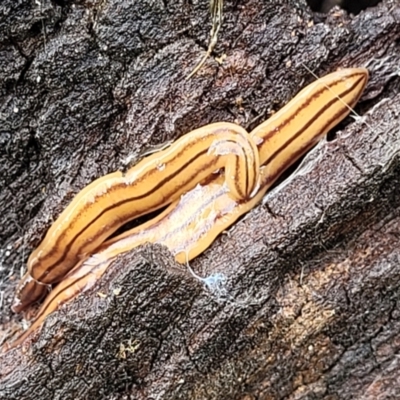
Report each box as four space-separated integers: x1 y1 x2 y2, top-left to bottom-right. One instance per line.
1 0 400 399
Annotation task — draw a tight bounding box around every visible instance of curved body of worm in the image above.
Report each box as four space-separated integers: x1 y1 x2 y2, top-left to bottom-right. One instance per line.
14 122 259 311
9 68 368 350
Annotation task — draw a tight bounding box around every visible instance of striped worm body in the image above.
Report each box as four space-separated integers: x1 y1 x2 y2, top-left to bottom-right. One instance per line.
9 181 249 349
9 259 105 349
97 68 369 262
9 68 368 349
252 68 368 181
26 122 260 288
86 69 370 267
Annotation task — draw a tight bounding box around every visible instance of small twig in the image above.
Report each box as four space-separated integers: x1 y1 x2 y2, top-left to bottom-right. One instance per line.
186 0 223 79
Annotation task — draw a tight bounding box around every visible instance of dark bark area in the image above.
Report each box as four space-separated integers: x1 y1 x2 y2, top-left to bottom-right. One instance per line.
1 0 400 399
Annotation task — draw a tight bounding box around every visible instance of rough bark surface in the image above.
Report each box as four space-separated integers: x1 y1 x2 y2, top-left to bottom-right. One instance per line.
1 0 400 399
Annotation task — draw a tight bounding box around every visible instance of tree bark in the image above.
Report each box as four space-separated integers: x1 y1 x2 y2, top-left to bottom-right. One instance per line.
1 0 400 399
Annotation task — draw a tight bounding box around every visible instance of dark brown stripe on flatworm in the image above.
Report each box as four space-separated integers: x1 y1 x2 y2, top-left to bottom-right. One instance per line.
262 74 365 167
260 80 365 189
258 71 366 146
